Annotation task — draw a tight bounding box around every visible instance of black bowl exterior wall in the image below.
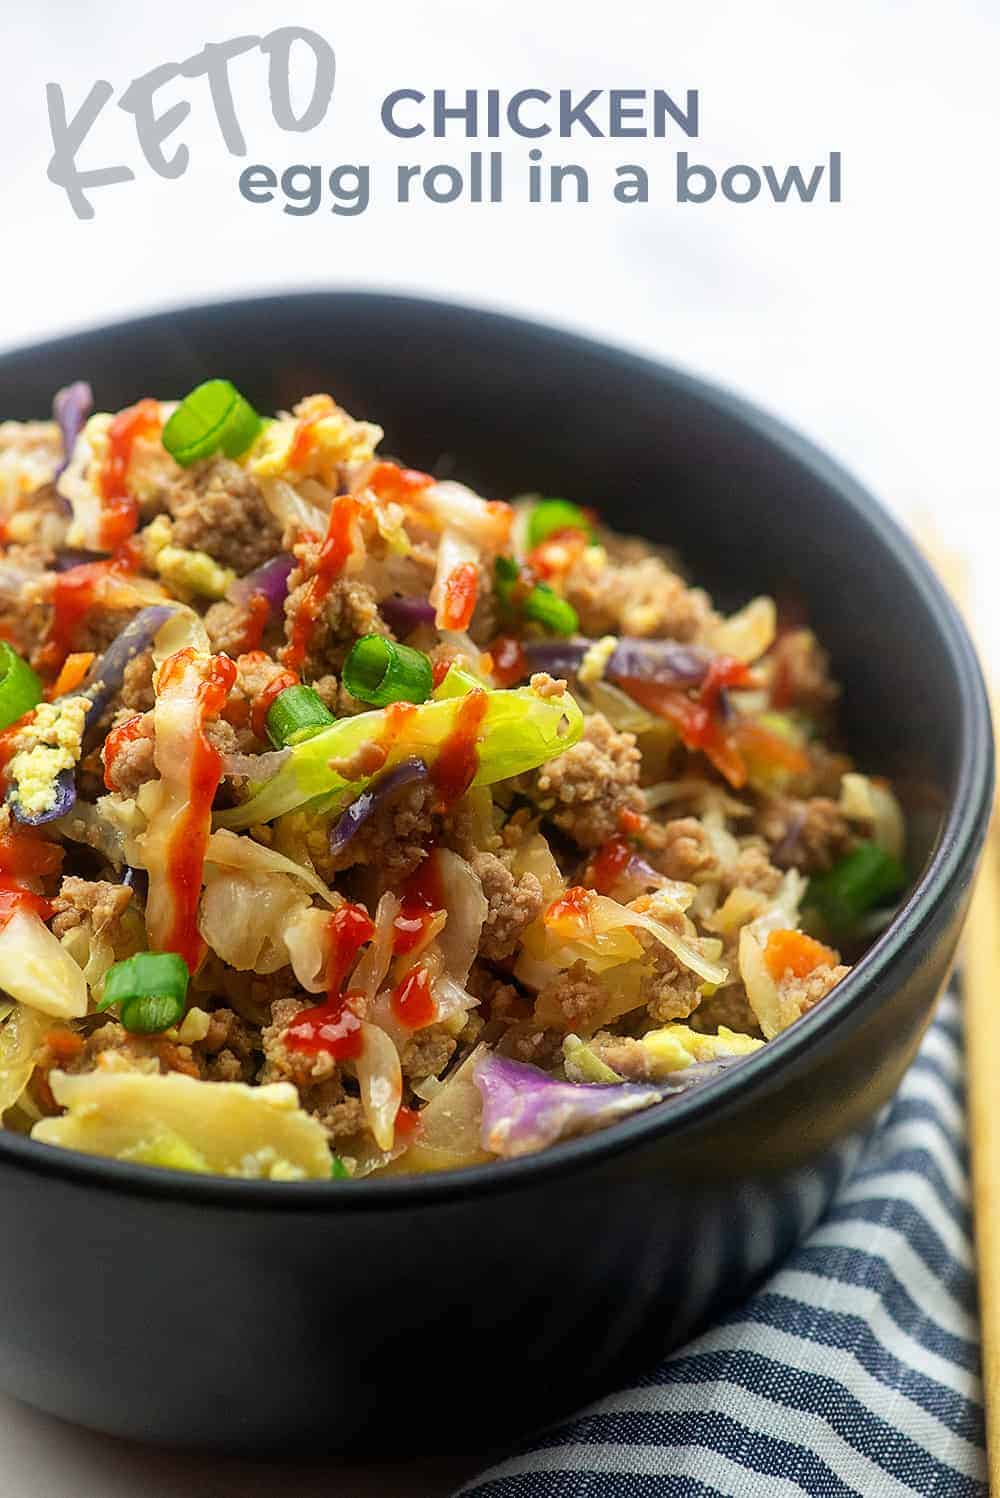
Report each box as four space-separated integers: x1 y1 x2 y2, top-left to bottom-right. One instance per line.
0 294 990 1451
0 1113 868 1453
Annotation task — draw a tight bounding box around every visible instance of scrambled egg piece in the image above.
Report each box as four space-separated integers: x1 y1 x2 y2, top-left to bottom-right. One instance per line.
564 1023 761 1084
142 514 234 599
32 1069 333 1180
578 634 618 686
640 1023 763 1076
245 393 382 484
7 696 88 817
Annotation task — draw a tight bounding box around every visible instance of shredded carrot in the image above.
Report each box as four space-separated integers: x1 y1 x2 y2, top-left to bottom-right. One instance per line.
49 651 95 698
731 720 810 777
764 929 838 981
44 1028 85 1063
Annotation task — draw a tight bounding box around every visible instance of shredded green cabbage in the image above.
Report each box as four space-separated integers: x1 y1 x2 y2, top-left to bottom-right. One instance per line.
216 682 584 830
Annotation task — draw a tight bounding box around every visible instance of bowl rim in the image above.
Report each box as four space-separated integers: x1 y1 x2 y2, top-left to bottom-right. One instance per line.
0 288 991 1209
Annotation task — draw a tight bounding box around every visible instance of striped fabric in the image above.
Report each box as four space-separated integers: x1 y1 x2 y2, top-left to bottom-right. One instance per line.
459 988 986 1497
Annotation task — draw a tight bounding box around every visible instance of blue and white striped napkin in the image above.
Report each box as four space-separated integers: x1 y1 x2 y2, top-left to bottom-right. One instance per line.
458 988 986 1497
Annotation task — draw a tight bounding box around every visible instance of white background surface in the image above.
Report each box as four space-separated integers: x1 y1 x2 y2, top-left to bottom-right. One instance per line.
0 3 997 1494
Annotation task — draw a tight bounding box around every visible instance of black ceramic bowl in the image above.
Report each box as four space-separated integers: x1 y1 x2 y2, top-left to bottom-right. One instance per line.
0 293 991 1454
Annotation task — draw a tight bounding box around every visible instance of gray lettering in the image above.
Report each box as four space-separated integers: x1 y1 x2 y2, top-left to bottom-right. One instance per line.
676 153 715 203
830 151 842 202
528 147 543 203
722 165 761 202
609 90 645 137
329 164 369 215
261 27 335 132
550 163 588 202
180 35 260 155
397 163 421 200
654 89 699 137
281 163 321 215
423 164 463 203
433 90 477 137
382 89 424 138
614 165 648 203
559 89 601 137
118 62 190 178
761 161 823 202
45 80 134 220
508 89 550 137
239 163 277 203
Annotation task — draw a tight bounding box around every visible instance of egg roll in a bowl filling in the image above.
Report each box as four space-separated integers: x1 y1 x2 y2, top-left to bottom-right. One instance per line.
0 380 909 1180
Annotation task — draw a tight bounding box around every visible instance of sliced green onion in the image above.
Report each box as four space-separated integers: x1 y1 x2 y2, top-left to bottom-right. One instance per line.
523 583 579 636
162 379 262 468
119 993 187 1035
97 951 189 1034
494 554 520 606
805 842 907 933
495 558 578 636
343 635 433 708
0 643 42 732
527 498 594 549
432 663 485 700
563 1034 622 1084
330 1155 351 1180
265 684 335 748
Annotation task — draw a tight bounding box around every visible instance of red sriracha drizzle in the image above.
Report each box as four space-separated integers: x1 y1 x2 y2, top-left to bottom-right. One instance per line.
40 548 139 676
390 965 436 1029
238 593 270 655
393 851 444 955
0 714 30 797
0 782 62 930
251 665 299 741
366 462 434 506
158 649 237 972
99 398 160 550
285 903 375 1061
359 700 419 782
488 635 527 689
587 835 633 895
431 687 488 811
526 527 590 581
440 562 478 632
282 495 359 673
0 818 62 880
286 400 332 472
394 1104 421 1142
618 806 645 835
0 883 52 929
102 712 146 790
618 655 753 788
381 699 418 749
545 884 594 941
